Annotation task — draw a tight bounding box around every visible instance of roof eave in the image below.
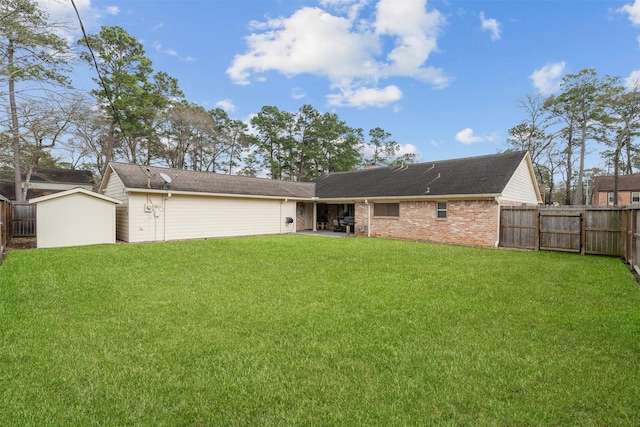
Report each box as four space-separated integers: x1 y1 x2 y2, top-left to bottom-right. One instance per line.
317 193 502 203
123 187 315 201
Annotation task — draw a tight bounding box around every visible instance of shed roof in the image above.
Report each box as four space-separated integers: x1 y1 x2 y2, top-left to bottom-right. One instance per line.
593 174 640 192
105 163 316 199
314 151 529 199
30 187 122 204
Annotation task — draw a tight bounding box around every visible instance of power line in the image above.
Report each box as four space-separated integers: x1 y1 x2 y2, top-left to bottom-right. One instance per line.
69 0 149 178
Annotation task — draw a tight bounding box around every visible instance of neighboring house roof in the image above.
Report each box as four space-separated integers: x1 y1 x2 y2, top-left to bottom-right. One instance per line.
26 167 94 185
0 167 96 201
103 163 317 199
29 188 122 205
314 151 532 199
593 174 640 192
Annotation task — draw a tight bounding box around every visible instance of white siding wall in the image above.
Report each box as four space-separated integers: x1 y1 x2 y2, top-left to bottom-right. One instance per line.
123 193 164 243
103 173 130 241
36 193 116 248
103 173 127 201
125 192 297 243
500 158 540 205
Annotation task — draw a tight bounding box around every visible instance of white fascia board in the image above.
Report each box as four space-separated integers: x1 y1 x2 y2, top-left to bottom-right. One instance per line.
318 194 501 203
125 188 315 201
30 187 122 204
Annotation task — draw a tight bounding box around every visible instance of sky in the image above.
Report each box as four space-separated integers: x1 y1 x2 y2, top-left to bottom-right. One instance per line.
37 0 640 168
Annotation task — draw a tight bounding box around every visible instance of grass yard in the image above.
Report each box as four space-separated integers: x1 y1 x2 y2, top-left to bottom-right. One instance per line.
1 236 639 425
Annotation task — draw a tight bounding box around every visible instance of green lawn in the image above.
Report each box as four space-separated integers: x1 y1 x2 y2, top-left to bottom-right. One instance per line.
1 236 639 425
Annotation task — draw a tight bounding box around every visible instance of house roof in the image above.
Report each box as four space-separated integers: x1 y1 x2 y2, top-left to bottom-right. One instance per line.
313 151 530 199
29 187 122 204
105 163 317 199
26 167 95 185
593 174 640 192
0 167 96 200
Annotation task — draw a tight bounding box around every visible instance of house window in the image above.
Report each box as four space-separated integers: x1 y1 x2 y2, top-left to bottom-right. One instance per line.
633 192 640 203
374 203 399 217
436 201 447 219
607 192 614 205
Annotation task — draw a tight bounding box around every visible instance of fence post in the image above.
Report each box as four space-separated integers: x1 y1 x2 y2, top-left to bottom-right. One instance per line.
633 208 638 271
580 208 586 255
535 209 540 251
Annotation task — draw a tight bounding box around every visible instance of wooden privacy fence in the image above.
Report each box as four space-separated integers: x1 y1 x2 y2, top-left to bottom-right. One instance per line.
0 197 10 254
622 207 640 275
11 202 36 238
500 206 622 256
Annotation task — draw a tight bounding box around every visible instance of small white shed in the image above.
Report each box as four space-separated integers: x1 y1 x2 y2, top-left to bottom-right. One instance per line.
30 188 122 249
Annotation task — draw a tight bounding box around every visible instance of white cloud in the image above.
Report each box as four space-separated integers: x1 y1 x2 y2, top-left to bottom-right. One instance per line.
152 42 178 57
227 0 449 108
327 85 402 108
479 11 501 41
397 143 418 157
319 0 367 21
455 128 483 145
619 0 640 25
291 87 307 100
36 0 101 41
152 42 194 61
215 99 236 112
625 70 640 88
374 0 447 83
529 61 566 95
106 6 120 16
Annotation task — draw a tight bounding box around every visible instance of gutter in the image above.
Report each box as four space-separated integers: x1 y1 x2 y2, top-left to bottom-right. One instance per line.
318 193 501 203
124 188 314 202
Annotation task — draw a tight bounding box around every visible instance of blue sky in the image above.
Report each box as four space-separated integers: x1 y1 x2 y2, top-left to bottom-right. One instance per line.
41 0 640 167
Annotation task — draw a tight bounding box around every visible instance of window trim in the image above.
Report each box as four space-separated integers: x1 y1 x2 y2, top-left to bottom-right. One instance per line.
632 192 640 203
436 201 447 219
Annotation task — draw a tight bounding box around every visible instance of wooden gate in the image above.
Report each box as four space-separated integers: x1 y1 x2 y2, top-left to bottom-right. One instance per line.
499 206 538 250
12 202 36 237
500 206 622 256
539 209 582 253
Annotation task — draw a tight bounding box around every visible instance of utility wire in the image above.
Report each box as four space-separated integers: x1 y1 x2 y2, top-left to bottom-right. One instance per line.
69 0 150 178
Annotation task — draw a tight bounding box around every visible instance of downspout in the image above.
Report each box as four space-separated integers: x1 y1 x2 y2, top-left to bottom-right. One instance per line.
280 198 288 234
365 199 371 237
164 192 170 241
495 196 501 247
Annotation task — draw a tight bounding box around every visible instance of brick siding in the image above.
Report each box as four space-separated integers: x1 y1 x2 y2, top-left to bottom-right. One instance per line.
594 191 632 206
354 199 501 247
296 202 306 231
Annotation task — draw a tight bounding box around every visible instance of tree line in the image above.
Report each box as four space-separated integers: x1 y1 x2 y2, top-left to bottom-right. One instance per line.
505 68 640 206
0 0 411 202
4 1 640 206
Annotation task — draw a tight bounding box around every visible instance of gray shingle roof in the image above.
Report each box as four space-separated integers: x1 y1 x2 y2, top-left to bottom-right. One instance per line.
27 167 95 185
313 151 528 199
108 163 316 199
